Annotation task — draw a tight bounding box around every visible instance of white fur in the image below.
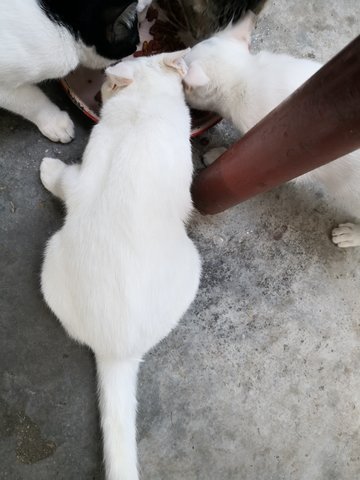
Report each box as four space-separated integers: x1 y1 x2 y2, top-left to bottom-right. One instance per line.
0 0 113 142
184 16 360 247
40 52 201 479
136 0 152 23
137 0 153 13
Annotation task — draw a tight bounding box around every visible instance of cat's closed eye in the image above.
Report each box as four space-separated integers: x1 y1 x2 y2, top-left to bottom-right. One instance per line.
105 2 138 44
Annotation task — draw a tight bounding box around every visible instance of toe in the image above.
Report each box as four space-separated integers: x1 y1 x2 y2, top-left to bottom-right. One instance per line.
339 223 355 228
337 241 355 248
203 147 227 167
332 228 348 237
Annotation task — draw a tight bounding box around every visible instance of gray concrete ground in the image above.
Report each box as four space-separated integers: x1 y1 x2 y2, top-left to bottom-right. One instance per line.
1 1 360 479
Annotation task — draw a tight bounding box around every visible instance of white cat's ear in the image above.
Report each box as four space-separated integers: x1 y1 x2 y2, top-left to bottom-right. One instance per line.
229 12 256 46
183 61 210 88
105 62 134 90
163 49 191 77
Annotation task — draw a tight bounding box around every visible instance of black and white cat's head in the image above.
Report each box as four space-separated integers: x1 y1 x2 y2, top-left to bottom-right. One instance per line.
99 1 140 60
40 0 144 65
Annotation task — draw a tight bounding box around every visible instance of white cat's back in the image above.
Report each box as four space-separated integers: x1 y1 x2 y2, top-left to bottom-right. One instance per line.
67 92 193 221
41 89 200 357
0 0 78 86
233 51 321 131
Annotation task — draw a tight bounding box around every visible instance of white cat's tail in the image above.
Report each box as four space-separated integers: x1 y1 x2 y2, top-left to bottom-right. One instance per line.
96 356 140 480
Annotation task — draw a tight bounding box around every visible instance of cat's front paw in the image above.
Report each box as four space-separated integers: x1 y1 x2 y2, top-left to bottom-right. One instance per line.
38 111 75 143
40 157 66 194
202 147 227 167
332 223 360 248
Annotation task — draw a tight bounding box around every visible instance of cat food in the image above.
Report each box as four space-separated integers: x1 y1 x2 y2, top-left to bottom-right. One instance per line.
134 7 186 57
146 5 159 22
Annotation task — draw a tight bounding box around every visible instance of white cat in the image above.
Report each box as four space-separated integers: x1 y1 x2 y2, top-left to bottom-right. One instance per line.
40 50 201 480
183 13 360 248
0 0 140 142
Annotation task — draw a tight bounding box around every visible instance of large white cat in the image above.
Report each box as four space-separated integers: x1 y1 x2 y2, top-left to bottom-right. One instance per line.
183 13 360 248
0 0 140 142
40 50 201 480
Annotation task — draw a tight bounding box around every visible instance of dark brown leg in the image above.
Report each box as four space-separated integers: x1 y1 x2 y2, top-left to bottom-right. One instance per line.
192 35 360 215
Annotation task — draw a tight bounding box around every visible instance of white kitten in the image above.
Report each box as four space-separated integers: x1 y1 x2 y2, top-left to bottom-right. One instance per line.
0 0 139 142
40 50 201 480
183 13 360 248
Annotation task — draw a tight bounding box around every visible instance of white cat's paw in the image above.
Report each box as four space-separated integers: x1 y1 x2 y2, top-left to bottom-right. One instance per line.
40 157 66 193
203 147 227 167
332 223 360 248
38 111 75 143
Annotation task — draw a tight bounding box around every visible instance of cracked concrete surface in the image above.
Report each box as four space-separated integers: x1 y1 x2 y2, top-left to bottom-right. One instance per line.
1 1 360 479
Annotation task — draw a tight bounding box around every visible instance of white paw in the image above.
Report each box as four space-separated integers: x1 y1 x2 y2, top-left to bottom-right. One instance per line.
203 147 227 167
332 223 360 248
40 157 65 193
38 111 74 143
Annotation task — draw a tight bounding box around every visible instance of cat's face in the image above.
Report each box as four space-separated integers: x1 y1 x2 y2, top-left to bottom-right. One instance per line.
101 49 190 104
182 38 225 111
182 12 255 111
92 1 140 61
41 0 142 62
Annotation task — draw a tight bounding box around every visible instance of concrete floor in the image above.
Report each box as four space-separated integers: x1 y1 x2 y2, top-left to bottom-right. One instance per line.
1 1 360 479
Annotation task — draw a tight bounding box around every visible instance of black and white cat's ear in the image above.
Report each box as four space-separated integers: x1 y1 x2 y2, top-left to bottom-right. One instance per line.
163 49 191 77
105 63 134 90
105 2 138 43
183 61 210 88
228 11 256 47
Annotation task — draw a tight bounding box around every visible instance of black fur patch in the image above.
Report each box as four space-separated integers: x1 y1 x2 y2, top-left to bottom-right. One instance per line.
38 0 139 60
215 0 267 28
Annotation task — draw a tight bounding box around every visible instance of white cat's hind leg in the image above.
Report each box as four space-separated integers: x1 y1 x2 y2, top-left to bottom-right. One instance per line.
203 146 227 166
40 157 67 199
0 83 74 143
40 157 80 201
332 223 360 248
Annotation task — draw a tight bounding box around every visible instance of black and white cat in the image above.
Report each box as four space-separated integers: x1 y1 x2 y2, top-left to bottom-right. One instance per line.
0 0 140 142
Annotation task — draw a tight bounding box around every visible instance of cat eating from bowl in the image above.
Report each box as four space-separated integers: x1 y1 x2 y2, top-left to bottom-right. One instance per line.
0 0 141 142
182 13 360 248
